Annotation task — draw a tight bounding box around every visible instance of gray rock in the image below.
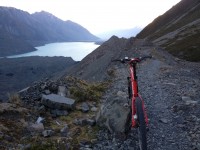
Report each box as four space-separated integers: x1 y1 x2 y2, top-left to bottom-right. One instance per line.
50 109 68 117
60 125 69 137
82 102 90 112
58 86 67 97
181 96 198 105
91 106 98 112
30 123 44 132
73 118 87 126
41 94 75 110
117 91 127 98
159 118 169 124
96 102 131 133
86 119 96 126
44 89 51 95
182 96 192 102
42 130 54 137
36 117 45 124
73 118 95 126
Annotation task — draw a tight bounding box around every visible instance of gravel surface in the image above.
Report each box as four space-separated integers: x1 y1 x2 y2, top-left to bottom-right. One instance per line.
84 45 200 150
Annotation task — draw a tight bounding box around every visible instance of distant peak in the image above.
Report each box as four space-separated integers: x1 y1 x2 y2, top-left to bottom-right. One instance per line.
32 11 54 16
32 11 62 21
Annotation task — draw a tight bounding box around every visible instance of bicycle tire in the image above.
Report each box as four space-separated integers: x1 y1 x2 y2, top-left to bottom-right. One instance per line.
136 98 147 150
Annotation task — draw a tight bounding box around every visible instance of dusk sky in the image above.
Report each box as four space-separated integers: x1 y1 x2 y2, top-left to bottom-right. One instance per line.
0 0 181 34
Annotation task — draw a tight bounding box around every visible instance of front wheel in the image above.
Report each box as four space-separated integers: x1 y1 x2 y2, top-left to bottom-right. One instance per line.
136 98 147 150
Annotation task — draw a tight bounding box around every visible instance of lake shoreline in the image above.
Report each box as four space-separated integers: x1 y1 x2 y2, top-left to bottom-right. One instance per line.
4 42 100 61
0 40 102 58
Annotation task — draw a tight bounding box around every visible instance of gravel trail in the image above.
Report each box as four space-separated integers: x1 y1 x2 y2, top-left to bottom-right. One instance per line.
90 46 200 150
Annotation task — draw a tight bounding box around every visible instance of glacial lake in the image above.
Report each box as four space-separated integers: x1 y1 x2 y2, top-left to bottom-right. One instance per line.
7 42 100 61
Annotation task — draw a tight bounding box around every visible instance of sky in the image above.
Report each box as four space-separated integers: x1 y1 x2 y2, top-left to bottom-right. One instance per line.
0 0 181 34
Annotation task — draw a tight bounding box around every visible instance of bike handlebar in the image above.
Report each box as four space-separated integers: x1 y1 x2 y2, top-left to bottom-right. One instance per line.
112 55 152 64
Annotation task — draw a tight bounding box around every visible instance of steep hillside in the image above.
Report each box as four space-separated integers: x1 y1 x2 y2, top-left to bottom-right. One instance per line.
31 11 99 41
68 36 136 81
0 56 76 101
0 7 99 57
136 0 200 61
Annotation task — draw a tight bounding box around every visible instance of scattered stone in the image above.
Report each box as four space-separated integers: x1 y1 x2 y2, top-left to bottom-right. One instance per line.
58 86 67 97
73 118 87 126
73 118 96 126
86 119 96 126
23 144 31 149
36 116 45 124
41 94 75 110
117 91 127 98
185 100 198 105
159 118 169 124
163 82 176 86
81 102 90 113
42 130 54 137
60 125 69 137
30 123 44 132
50 109 68 117
18 87 30 94
38 105 46 113
91 106 98 112
44 89 51 95
182 96 192 102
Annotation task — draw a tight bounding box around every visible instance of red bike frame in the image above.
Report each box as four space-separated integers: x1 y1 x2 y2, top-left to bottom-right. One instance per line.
129 58 149 127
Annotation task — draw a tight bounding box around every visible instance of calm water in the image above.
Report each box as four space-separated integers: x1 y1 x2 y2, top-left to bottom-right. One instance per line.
8 42 99 61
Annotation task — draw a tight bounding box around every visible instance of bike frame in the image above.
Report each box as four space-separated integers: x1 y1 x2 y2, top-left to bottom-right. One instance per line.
128 59 149 127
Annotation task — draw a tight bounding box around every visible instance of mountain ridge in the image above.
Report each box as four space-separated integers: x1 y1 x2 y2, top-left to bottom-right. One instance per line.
0 7 100 57
136 0 200 61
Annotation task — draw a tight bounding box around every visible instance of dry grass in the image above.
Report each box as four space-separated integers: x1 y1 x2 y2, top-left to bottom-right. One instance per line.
7 93 22 106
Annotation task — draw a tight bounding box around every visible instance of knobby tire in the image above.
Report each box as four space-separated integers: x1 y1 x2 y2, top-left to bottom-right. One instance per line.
136 98 147 150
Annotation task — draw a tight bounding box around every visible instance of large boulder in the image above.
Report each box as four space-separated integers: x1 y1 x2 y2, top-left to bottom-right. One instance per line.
41 94 75 110
96 102 131 134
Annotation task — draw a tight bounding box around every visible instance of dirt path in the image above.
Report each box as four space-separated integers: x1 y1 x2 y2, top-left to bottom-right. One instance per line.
91 46 200 150
137 49 192 150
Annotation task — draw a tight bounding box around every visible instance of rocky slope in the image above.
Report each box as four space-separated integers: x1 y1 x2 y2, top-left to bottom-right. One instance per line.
0 56 76 101
136 0 200 62
0 37 199 149
67 36 200 149
68 36 147 81
92 41 200 150
0 7 99 57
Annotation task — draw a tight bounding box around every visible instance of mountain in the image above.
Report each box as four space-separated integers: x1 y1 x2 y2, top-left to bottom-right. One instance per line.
0 7 99 57
97 27 142 40
136 0 200 62
68 36 135 81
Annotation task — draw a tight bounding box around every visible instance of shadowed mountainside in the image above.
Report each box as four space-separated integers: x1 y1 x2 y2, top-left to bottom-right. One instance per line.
136 0 200 61
0 7 99 57
0 56 76 101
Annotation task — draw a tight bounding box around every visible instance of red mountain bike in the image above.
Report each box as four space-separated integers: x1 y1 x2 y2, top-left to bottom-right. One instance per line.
113 56 152 150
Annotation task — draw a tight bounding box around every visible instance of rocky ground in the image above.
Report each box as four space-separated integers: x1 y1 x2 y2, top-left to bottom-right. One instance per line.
90 45 200 150
0 56 76 101
0 76 109 149
0 37 199 150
